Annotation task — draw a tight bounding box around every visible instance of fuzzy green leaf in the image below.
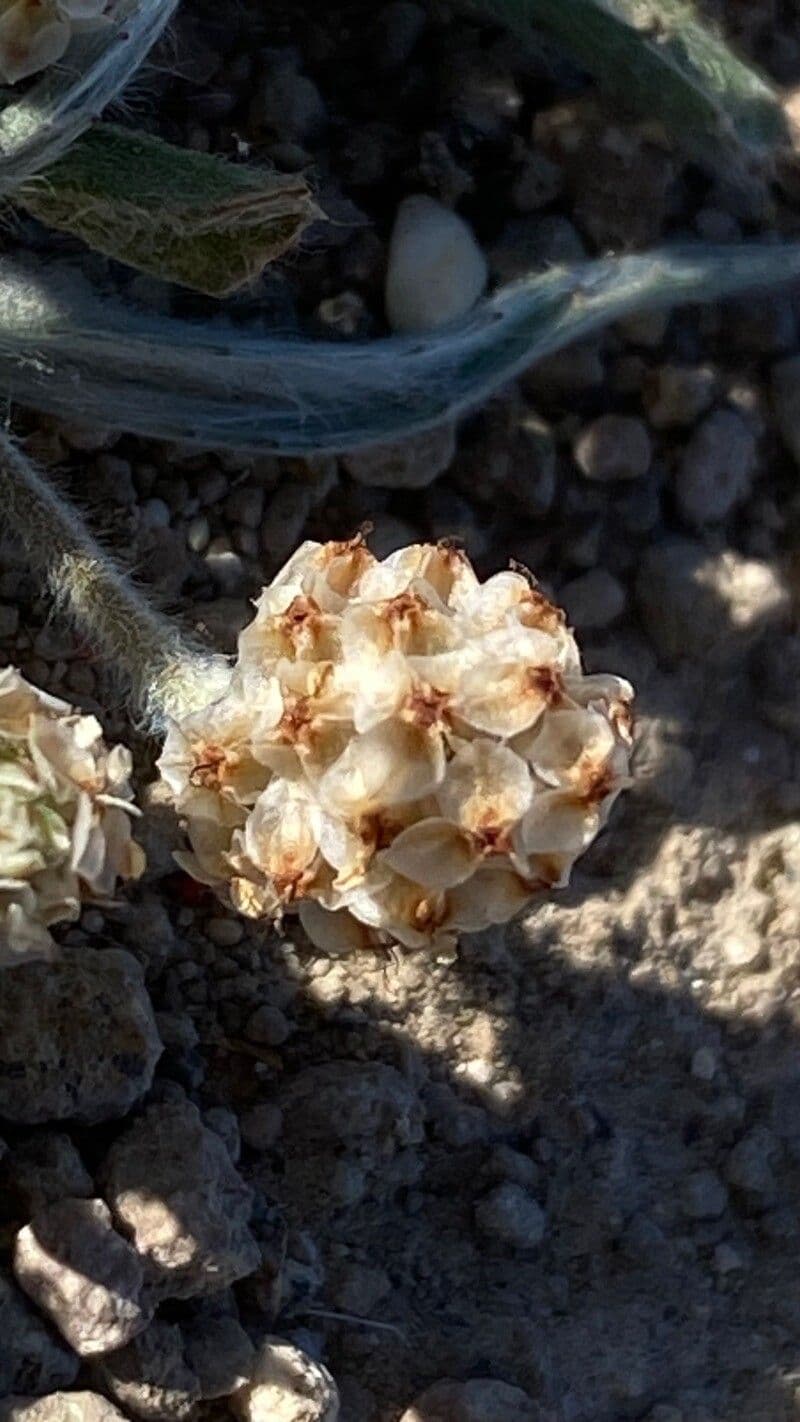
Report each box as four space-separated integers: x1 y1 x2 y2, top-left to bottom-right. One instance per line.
471 0 788 176
16 124 321 297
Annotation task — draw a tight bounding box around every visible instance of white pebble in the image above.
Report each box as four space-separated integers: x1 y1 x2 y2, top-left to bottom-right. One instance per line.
231 1337 339 1422
205 538 245 593
723 929 765 970
186 514 211 553
385 194 487 333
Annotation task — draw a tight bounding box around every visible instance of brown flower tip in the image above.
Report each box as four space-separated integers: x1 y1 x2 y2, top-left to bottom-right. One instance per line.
401 682 453 730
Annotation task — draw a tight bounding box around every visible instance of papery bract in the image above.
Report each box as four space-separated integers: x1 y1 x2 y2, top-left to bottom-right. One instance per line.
159 539 633 954
0 0 107 83
0 667 143 965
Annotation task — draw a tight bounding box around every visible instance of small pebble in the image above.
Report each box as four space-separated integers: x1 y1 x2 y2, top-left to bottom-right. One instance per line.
722 928 765 970
186 514 211 553
231 1338 339 1422
560 568 627 630
141 497 171 529
385 195 487 333
257 63 327 144
203 1106 242 1163
636 541 790 666
714 1242 744 1274
0 604 19 638
343 424 455 490
206 917 245 948
372 1 426 69
205 538 246 593
261 484 314 562
617 307 669 349
489 214 585 282
645 364 718 428
574 415 652 482
675 408 757 526
725 1129 777 1200
235 527 260 558
691 1047 717 1082
511 149 564 211
225 486 265 530
316 291 369 336
400 1377 539 1421
197 470 229 505
240 1103 284 1151
474 1182 546 1248
245 1004 292 1047
681 1169 729 1220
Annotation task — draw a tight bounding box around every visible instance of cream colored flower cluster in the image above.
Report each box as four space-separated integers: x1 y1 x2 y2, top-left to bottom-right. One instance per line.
0 0 108 85
0 667 144 964
160 540 633 954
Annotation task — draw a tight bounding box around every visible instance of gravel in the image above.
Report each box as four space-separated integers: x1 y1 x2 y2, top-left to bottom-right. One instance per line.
4 5 800 1420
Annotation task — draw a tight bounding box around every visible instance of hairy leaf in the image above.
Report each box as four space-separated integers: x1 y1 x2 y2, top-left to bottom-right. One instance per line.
17 125 320 296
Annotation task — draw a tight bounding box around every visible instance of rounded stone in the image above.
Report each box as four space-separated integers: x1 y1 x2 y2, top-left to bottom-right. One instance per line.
574 415 652 482
399 1377 540 1421
97 1319 201 1421
0 949 162 1126
342 424 456 490
13 1198 149 1356
101 1100 260 1300
474 1182 546 1248
231 1338 339 1422
675 408 757 525
385 195 487 333
680 1169 729 1221
0 1397 128 1422
559 568 627 630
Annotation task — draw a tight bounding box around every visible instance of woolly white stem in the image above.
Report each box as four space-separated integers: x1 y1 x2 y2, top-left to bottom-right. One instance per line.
0 429 228 730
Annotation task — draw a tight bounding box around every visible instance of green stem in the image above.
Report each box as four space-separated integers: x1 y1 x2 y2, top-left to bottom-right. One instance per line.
0 429 229 729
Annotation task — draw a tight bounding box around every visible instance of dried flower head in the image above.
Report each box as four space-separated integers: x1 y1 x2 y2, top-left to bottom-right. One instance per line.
0 0 108 84
0 666 144 965
159 540 633 954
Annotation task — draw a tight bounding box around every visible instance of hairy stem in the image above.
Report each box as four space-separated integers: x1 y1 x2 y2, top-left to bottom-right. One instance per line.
0 429 228 729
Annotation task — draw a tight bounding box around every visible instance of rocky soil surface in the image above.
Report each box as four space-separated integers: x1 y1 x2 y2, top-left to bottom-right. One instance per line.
2 1 800 1420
